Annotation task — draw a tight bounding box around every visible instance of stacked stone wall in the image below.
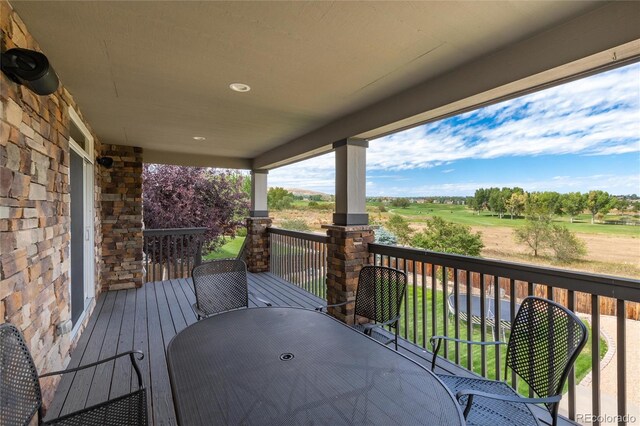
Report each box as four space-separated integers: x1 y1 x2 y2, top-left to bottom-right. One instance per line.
323 225 374 324
100 145 143 290
0 0 104 405
244 217 272 273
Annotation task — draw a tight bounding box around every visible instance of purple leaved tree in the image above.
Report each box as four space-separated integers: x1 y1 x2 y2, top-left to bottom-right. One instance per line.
143 164 249 262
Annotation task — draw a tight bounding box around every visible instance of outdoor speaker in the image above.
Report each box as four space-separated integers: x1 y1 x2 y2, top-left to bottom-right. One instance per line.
1 48 59 96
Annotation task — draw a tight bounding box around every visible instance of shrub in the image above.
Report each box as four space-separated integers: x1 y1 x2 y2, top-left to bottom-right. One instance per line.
280 219 311 232
387 214 413 245
411 216 483 256
514 217 551 257
268 187 294 210
549 225 587 262
374 227 397 245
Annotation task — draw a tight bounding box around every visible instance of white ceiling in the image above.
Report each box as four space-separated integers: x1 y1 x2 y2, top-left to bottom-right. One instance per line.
8 1 623 168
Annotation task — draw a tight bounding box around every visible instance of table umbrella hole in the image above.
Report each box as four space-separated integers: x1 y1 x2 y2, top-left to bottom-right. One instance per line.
279 353 294 361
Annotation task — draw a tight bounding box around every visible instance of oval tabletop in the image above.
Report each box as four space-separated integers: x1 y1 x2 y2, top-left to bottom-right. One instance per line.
167 307 464 426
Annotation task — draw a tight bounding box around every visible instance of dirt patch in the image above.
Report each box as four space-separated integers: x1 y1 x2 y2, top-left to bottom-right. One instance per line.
271 209 640 279
474 226 639 264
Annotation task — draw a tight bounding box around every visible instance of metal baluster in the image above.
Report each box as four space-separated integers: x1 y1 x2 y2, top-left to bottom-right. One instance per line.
617 299 627 426
144 235 149 283
159 235 164 281
592 294 601 426
443 266 449 359
493 275 501 381
454 268 460 365
172 235 178 279
422 262 427 349
509 279 517 388
179 235 184 278
480 273 487 377
431 264 437 342
528 281 534 397
467 271 473 372
412 260 418 344
402 258 409 341
567 290 577 420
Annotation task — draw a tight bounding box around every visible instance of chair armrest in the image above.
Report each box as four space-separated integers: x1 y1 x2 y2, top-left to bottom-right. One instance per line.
360 315 401 333
315 300 348 312
192 302 209 320
429 336 506 371
40 350 145 389
456 389 562 419
249 292 272 307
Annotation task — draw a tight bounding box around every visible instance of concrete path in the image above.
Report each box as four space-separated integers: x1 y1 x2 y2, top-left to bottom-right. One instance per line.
559 315 640 425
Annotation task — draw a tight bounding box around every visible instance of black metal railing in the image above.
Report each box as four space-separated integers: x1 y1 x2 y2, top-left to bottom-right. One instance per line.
268 228 329 299
143 228 206 282
368 243 640 425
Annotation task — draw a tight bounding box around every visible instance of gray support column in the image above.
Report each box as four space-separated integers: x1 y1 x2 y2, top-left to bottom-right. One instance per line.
333 138 368 226
250 170 269 217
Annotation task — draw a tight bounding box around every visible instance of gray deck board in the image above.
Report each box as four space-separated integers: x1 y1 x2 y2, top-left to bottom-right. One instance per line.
47 272 574 426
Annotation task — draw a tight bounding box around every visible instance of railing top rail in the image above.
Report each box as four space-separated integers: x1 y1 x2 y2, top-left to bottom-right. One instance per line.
268 227 329 243
369 243 640 302
143 227 208 236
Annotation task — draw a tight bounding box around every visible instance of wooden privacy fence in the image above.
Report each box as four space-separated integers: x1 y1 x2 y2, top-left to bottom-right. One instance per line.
378 256 639 320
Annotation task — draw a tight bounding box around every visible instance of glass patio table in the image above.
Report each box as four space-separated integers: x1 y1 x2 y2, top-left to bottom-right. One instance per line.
166 306 464 426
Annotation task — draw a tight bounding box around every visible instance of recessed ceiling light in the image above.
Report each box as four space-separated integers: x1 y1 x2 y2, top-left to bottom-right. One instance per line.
229 83 251 93
193 136 206 141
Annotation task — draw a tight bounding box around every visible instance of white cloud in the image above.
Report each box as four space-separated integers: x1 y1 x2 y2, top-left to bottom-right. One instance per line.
269 64 640 193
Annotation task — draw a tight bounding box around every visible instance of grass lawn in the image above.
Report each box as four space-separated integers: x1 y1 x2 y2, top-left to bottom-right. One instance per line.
396 285 606 396
376 202 640 237
203 236 245 260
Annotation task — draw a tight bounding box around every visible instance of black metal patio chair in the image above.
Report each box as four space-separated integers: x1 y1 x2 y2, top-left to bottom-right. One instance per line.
430 296 587 426
317 265 407 350
0 322 147 426
192 259 271 320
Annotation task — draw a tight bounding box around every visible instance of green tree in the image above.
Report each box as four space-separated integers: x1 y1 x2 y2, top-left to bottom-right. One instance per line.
562 192 586 223
267 187 294 210
586 190 613 224
390 198 411 208
411 216 483 256
387 214 413 245
488 187 508 218
514 216 552 257
471 188 489 215
548 225 587 262
506 191 526 219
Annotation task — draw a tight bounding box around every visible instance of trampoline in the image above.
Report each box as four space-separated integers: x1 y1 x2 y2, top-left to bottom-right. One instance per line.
447 293 520 340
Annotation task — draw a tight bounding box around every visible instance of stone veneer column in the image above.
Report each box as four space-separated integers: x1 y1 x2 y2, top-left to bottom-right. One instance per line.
323 225 374 324
100 145 143 290
323 138 373 324
244 217 272 273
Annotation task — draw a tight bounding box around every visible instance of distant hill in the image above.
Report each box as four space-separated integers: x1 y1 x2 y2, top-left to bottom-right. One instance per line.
286 188 331 197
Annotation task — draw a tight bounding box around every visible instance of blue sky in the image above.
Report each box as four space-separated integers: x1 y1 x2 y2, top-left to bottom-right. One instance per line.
269 63 640 196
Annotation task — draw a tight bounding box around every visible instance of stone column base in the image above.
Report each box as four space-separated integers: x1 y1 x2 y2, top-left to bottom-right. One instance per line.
244 217 272 273
323 224 374 324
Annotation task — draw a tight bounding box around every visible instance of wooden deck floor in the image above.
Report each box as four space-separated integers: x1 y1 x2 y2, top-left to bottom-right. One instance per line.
46 273 324 425
47 272 573 426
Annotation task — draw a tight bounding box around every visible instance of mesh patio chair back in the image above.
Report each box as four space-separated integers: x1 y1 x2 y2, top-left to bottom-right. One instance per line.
192 259 249 316
0 323 42 425
354 266 407 328
506 296 587 411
